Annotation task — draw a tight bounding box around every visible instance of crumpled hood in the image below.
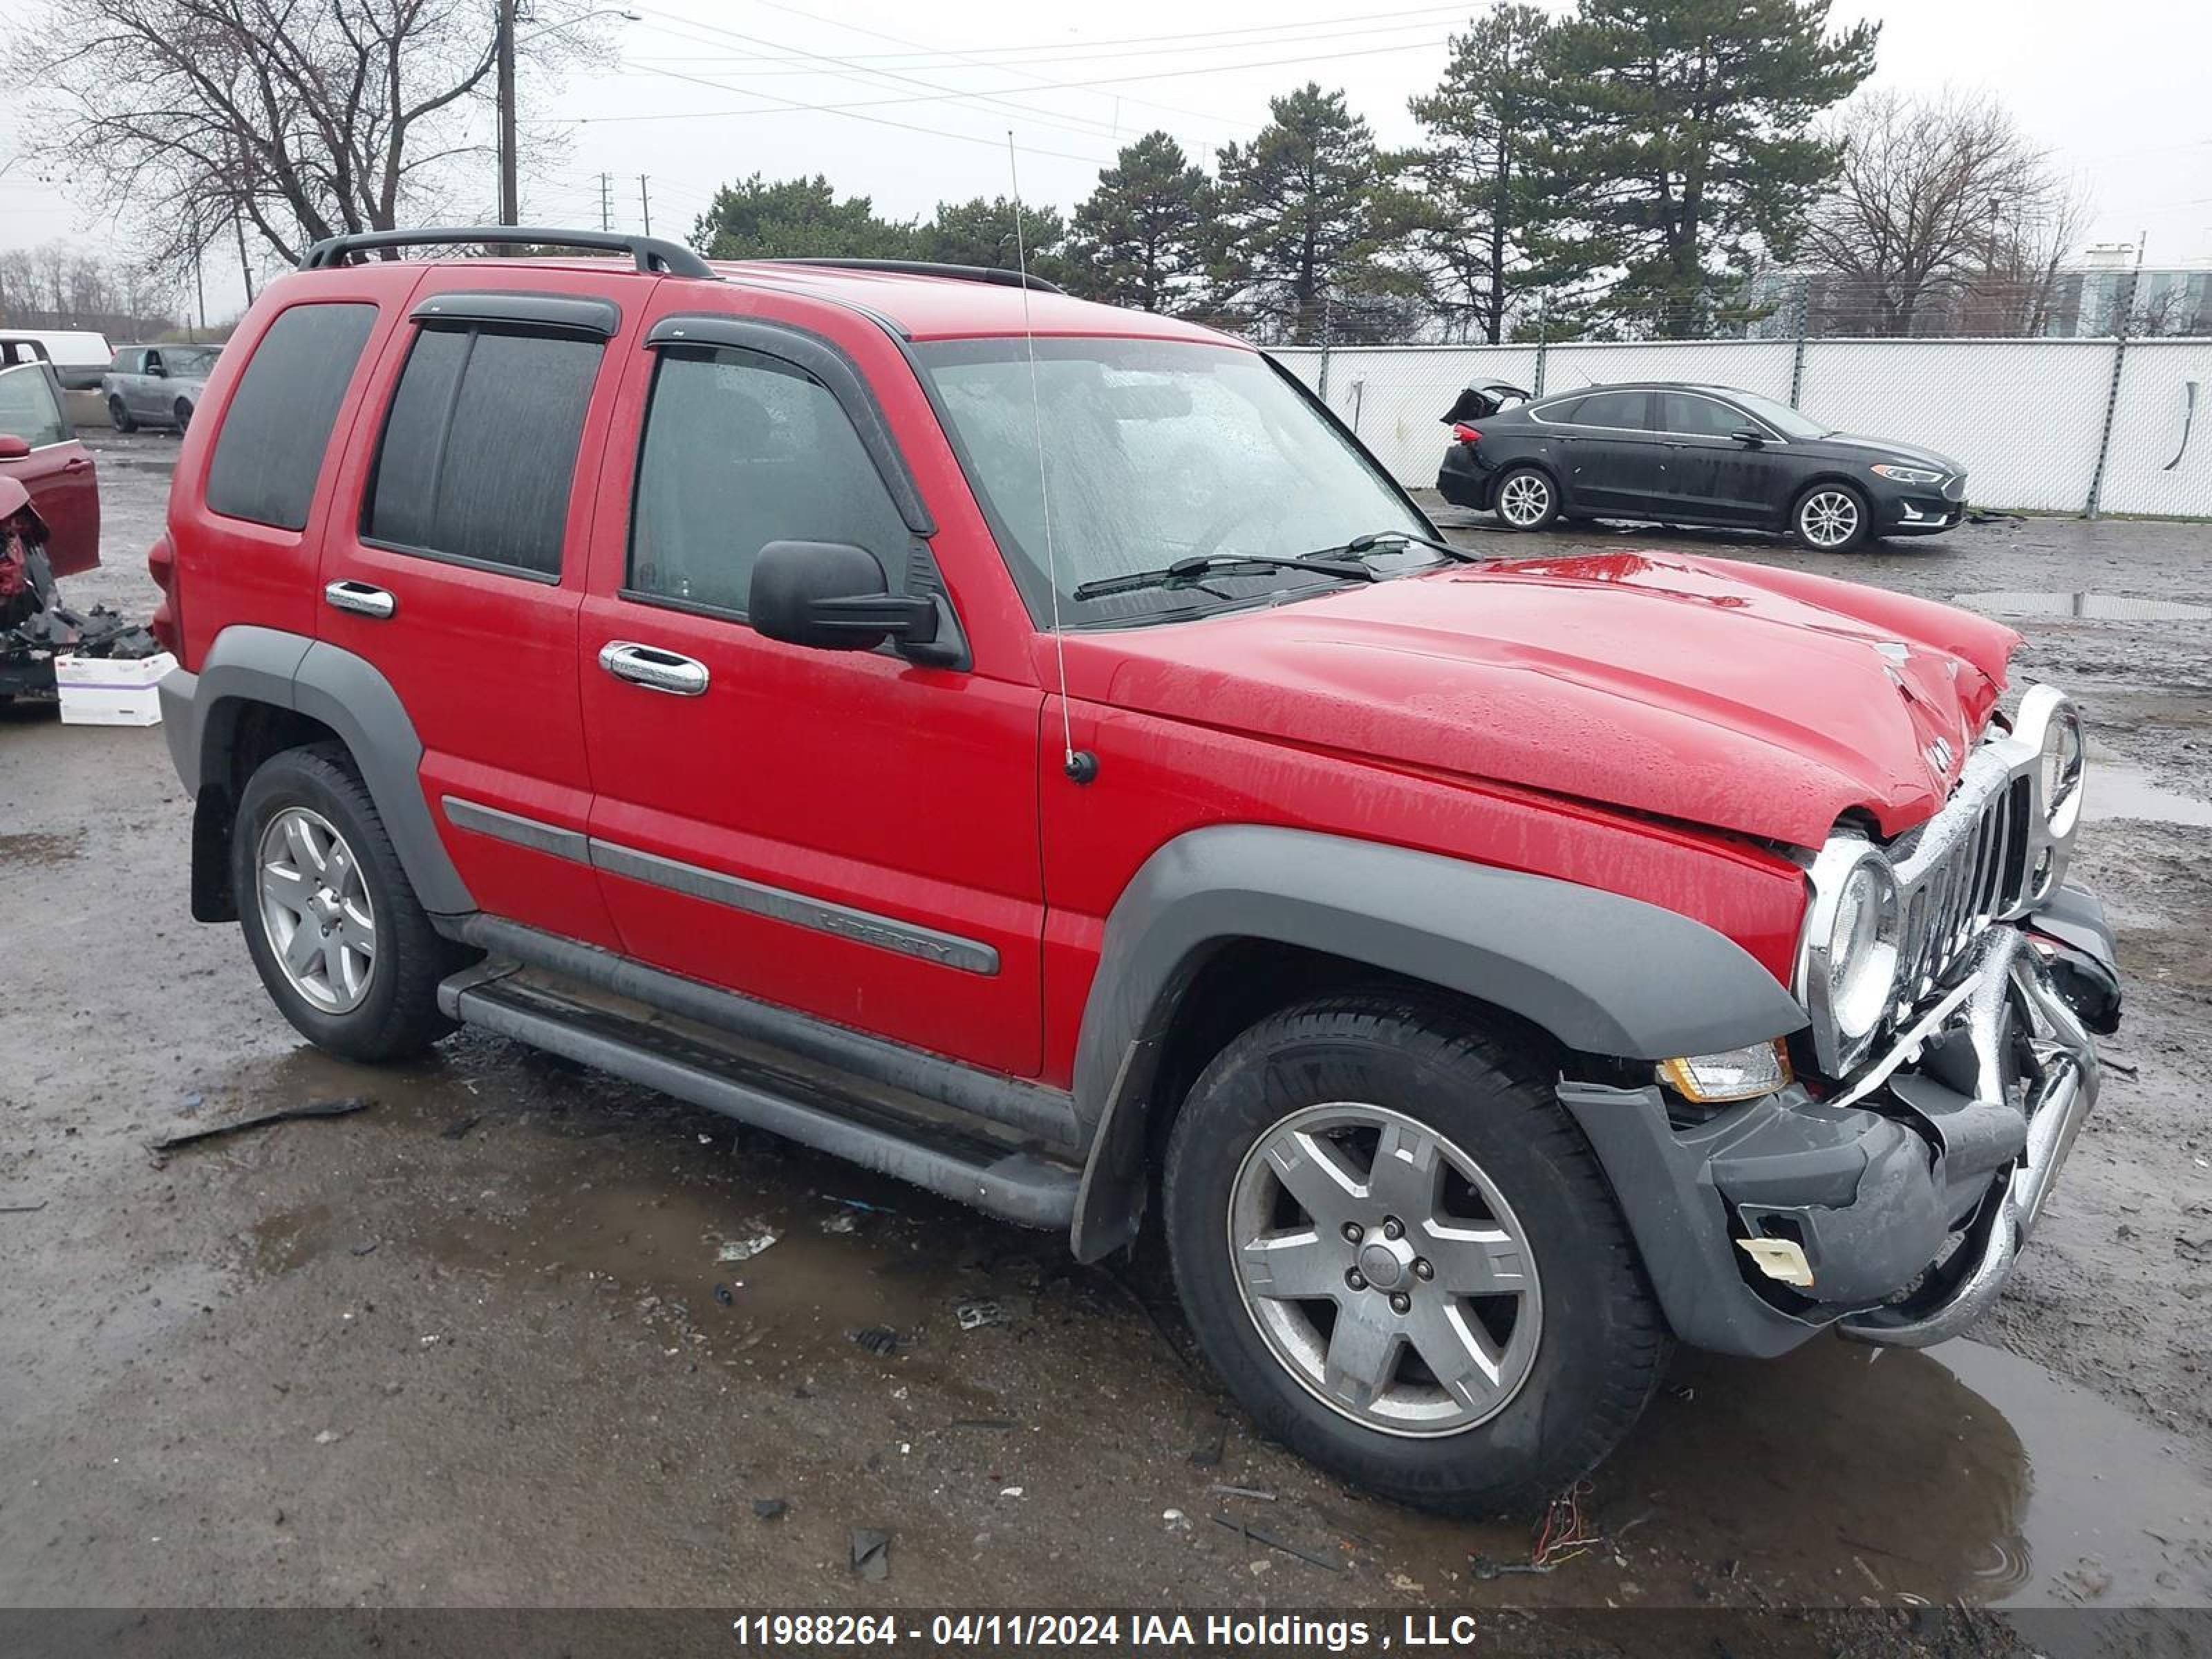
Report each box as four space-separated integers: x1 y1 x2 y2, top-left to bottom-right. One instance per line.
1067 552 2020 848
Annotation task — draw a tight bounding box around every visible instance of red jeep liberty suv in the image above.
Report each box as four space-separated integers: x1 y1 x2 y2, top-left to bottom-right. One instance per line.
152 228 2120 1514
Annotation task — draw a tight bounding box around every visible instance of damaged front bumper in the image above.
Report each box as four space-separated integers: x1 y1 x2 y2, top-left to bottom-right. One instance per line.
1559 888 2117 1359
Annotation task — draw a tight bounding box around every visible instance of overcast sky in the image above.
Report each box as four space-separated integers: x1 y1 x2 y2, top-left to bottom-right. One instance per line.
2 0 2206 324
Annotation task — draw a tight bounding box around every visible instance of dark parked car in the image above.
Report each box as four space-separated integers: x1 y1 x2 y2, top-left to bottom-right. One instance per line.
1436 381 1967 551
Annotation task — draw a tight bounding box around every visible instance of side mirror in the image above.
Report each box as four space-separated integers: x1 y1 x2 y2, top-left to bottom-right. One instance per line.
1730 428 1768 446
0 434 30 460
749 540 938 653
147 360 167 378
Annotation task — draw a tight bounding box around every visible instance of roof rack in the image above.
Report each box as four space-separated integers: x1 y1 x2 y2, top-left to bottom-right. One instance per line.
767 257 1063 295
297 227 717 280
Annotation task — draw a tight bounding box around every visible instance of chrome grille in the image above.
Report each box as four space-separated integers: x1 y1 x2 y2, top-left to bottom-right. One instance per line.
1943 474 1967 502
1887 757 2034 1012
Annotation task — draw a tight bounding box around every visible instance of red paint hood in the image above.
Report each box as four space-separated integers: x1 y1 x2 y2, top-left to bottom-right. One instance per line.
1068 552 2021 848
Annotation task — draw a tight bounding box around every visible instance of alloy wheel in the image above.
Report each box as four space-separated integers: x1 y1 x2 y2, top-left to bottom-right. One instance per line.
1228 1102 1544 1436
1799 489 1860 548
1498 473 1550 527
256 806 376 1013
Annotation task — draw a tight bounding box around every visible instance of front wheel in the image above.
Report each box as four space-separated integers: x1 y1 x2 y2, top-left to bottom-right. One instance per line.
109 397 136 434
1162 993 1667 1515
1492 465 1559 532
233 743 460 1062
173 399 194 434
1792 482 1870 552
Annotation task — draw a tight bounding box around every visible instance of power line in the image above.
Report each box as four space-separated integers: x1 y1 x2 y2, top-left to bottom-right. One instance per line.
588 30 1455 127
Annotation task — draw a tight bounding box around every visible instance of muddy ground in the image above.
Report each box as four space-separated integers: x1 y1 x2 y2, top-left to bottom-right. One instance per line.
3 433 2209 1624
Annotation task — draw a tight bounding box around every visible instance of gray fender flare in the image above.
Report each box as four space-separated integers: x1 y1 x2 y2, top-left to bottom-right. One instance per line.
169 625 475 917
1067 825 1806 1259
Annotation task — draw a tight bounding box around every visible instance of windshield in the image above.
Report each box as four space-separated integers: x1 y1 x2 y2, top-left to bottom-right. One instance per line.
915 337 1433 627
1723 388 1832 440
165 346 221 378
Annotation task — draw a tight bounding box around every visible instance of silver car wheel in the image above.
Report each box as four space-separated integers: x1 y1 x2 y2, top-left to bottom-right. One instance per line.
1228 1102 1544 1438
1799 489 1860 548
256 807 376 1014
1497 472 1550 527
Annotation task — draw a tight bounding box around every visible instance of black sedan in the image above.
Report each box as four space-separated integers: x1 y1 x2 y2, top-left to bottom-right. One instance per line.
1435 381 1967 552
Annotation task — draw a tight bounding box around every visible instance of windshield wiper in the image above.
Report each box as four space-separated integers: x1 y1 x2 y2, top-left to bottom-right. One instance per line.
1333 528 1483 564
1071 552 1378 603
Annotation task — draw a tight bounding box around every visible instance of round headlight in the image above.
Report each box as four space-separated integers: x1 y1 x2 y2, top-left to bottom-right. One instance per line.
1826 859 1900 1042
2041 705 2086 836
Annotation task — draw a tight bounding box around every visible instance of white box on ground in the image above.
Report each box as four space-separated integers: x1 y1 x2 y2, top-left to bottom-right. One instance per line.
55 651 176 727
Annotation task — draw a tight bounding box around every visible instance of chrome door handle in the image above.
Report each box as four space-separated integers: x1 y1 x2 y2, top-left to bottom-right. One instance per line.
324 579 396 619
599 640 709 697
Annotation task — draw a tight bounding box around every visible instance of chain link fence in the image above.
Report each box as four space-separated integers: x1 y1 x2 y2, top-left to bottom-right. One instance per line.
1271 333 2212 519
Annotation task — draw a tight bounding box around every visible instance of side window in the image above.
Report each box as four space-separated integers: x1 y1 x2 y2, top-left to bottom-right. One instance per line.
206 303 379 531
628 344 909 616
1663 393 1749 438
111 350 136 375
0 364 66 448
144 349 165 376
1533 396 1583 423
1571 391 1652 430
365 325 601 578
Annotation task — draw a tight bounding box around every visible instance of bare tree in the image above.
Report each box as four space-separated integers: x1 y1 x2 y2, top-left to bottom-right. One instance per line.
1803 89 2073 336
7 0 607 279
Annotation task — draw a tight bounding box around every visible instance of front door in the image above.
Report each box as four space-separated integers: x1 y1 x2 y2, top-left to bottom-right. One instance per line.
1655 391 1779 525
312 274 626 948
576 302 1047 1077
1555 388 1665 515
0 362 99 577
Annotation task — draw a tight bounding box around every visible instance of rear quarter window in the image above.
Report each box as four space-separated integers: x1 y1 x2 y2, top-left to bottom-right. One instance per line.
205 303 379 532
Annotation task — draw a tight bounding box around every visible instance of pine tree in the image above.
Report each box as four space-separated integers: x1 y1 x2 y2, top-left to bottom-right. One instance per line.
1531 0 1878 336
915 197 1069 285
1388 4 1558 344
1212 84 1401 344
690 175 915 261
1066 131 1214 314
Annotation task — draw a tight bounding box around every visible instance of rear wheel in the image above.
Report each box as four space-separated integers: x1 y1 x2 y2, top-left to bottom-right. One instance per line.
1792 482 1870 552
1492 466 1559 532
1162 993 1667 1515
108 396 136 434
233 744 460 1062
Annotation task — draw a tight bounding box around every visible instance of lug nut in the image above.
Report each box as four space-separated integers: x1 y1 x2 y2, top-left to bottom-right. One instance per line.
1341 1223 1364 1244
1413 1258 1433 1281
1345 1268 1367 1291
1389 1292 1411 1314
1381 1217 1403 1241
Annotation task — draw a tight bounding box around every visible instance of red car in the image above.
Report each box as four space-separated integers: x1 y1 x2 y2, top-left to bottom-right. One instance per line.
151 229 2118 1513
0 359 100 579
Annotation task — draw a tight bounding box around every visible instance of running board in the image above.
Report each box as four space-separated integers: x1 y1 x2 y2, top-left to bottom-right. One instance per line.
439 966 1081 1231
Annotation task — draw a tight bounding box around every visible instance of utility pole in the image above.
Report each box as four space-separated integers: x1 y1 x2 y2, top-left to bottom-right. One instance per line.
496 0 519 226
599 173 613 234
191 239 207 341
638 175 651 237
234 212 256 306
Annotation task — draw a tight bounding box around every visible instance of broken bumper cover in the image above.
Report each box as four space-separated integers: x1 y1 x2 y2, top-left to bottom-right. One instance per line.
1559 888 2115 1359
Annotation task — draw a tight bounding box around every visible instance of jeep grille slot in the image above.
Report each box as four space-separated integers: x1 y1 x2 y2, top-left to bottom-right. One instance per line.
1888 752 2036 1014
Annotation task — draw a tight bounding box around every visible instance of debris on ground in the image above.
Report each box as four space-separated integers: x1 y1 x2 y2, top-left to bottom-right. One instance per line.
1530 1481 1602 1569
821 1212 858 1235
1162 1508 1191 1534
751 1497 787 1521
440 1115 479 1141
851 1325 901 1357
0 1200 48 1215
313 1430 343 1445
349 1240 379 1257
1208 1514 1346 1574
850 1527 892 1582
1210 1483 1276 1502
954 1297 1004 1331
147 1096 375 1158
713 1282 735 1305
715 1232 777 1264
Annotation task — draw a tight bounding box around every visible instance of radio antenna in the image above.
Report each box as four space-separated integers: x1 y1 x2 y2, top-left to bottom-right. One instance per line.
1007 131 1094 784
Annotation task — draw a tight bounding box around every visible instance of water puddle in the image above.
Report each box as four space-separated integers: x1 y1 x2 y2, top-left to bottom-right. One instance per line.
1953 590 2212 621
2083 742 2212 830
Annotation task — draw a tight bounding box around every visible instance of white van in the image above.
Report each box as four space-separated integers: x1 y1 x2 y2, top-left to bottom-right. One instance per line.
0 330 116 392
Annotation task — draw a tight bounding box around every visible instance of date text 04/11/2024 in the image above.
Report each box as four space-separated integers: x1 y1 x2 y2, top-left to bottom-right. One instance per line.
730 1613 1488 1650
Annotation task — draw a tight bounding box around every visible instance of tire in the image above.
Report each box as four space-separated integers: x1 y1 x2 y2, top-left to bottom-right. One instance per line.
1492 465 1559 532
232 742 460 1062
1791 482 1870 552
173 399 194 434
1162 992 1668 1516
109 396 136 434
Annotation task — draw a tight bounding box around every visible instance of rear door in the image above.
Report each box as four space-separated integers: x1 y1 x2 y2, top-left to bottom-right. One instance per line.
0 362 99 577
574 292 1047 1076
1655 392 1781 526
1551 389 1664 514
312 274 631 948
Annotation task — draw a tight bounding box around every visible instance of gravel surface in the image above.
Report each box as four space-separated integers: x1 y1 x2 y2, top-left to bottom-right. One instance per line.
2 433 2206 1621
